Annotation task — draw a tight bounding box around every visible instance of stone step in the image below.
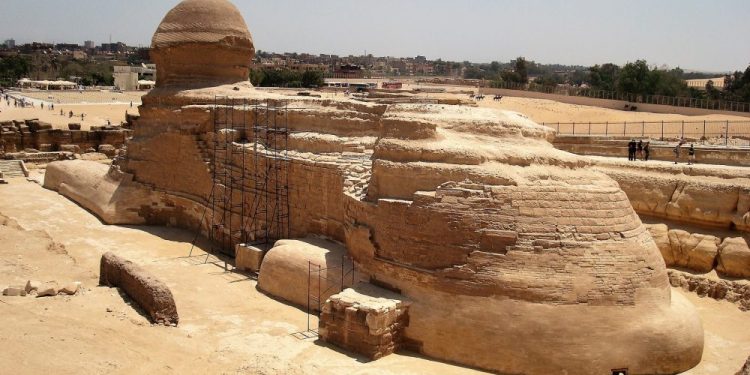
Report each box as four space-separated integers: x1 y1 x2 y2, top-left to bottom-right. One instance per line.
0 160 26 177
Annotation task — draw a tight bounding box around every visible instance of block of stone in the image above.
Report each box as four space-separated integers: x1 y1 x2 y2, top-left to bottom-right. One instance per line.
36 283 58 297
319 283 410 360
3 286 27 297
59 144 81 153
68 123 81 131
98 144 117 157
99 252 179 325
25 280 41 294
59 282 81 295
235 243 265 273
717 237 750 279
667 230 720 272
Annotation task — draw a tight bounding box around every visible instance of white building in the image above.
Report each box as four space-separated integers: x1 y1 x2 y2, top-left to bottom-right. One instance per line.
113 64 156 91
84 40 95 49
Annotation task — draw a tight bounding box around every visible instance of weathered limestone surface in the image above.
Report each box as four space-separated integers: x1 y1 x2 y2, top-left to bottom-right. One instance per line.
646 224 750 278
319 283 410 360
42 1 706 374
668 269 750 311
99 252 179 325
738 356 750 375
257 238 351 309
594 161 750 231
718 237 750 279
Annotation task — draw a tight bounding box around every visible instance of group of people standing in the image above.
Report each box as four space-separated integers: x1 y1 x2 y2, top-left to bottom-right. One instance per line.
627 139 650 161
627 139 697 165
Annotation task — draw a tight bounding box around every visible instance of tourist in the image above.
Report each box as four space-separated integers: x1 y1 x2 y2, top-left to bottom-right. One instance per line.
637 140 643 160
41 103 44 110
60 109 64 116
69 110 74 118
50 103 54 111
673 142 682 164
628 139 636 161
688 144 695 165
644 142 650 161
130 101 133 108
81 113 85 120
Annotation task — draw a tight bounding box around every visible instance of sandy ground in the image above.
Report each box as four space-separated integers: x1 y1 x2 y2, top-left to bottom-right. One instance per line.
0 176 749 374
0 98 139 131
0 177 486 375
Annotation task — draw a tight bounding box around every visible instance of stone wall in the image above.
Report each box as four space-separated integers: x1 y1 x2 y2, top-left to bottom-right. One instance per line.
1 119 130 155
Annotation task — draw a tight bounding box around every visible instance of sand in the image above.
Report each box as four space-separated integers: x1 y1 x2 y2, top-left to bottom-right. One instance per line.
1 91 141 131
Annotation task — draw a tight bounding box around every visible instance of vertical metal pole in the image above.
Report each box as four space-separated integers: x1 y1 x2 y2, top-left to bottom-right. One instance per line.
703 120 706 143
623 122 626 136
642 121 645 137
307 261 311 331
661 121 664 140
341 255 345 291
317 264 322 312
572 122 575 135
605 121 608 136
588 122 591 135
681 121 685 139
726 121 729 146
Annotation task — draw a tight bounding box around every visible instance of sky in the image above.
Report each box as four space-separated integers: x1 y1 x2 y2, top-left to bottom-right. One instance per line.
1 0 749 72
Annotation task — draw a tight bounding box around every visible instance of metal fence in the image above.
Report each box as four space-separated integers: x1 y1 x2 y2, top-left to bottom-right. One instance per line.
543 120 750 147
493 81 750 113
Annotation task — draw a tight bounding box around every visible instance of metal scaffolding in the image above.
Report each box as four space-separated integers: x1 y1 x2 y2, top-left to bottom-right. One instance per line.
201 97 290 257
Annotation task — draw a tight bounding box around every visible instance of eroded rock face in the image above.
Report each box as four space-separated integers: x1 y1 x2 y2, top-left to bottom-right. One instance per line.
151 0 254 88
99 252 179 325
666 230 720 272
718 237 750 278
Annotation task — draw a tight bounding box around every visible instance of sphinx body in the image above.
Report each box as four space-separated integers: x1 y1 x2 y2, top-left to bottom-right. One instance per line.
44 1 704 373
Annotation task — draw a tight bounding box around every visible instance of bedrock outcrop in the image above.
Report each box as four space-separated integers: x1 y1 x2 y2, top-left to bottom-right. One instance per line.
42 1 705 374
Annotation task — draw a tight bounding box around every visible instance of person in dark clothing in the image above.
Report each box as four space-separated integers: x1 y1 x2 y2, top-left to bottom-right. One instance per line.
627 139 637 161
643 142 650 161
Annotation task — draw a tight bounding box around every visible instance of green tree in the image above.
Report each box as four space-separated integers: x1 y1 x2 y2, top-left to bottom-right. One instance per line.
513 57 528 83
301 70 324 88
589 63 620 91
616 60 650 95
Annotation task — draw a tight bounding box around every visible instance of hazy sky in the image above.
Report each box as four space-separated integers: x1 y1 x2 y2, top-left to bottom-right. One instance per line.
1 0 748 72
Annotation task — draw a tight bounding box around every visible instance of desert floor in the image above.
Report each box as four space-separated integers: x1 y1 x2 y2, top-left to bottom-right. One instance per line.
1 173 749 374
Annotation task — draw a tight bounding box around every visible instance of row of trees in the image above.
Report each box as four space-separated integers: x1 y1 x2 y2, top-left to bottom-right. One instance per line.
0 54 114 86
465 56 750 104
249 67 324 88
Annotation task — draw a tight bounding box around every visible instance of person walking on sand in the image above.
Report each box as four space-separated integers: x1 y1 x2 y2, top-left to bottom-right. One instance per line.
688 144 696 165
627 139 636 161
69 110 74 118
673 142 682 164
644 142 650 161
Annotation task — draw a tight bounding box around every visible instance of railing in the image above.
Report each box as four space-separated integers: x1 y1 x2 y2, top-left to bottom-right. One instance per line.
490 81 750 113
543 120 750 147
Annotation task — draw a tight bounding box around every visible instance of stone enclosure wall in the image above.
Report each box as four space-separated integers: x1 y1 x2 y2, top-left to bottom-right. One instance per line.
1 119 130 155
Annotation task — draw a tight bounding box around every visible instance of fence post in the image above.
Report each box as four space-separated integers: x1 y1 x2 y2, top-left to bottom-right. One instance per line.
681 121 685 139
605 121 608 136
557 122 560 133
726 121 729 146
588 122 591 135
641 121 645 137
703 120 706 142
623 122 626 136
572 122 576 135
661 121 664 140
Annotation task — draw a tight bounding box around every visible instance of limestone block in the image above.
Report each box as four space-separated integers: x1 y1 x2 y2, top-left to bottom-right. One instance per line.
319 283 410 360
217 129 240 143
59 144 81 153
667 230 720 272
2 286 27 297
98 144 117 157
99 252 179 325
36 283 58 297
645 224 671 264
717 237 750 279
25 280 41 294
59 282 81 295
235 244 265 273
68 123 81 131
